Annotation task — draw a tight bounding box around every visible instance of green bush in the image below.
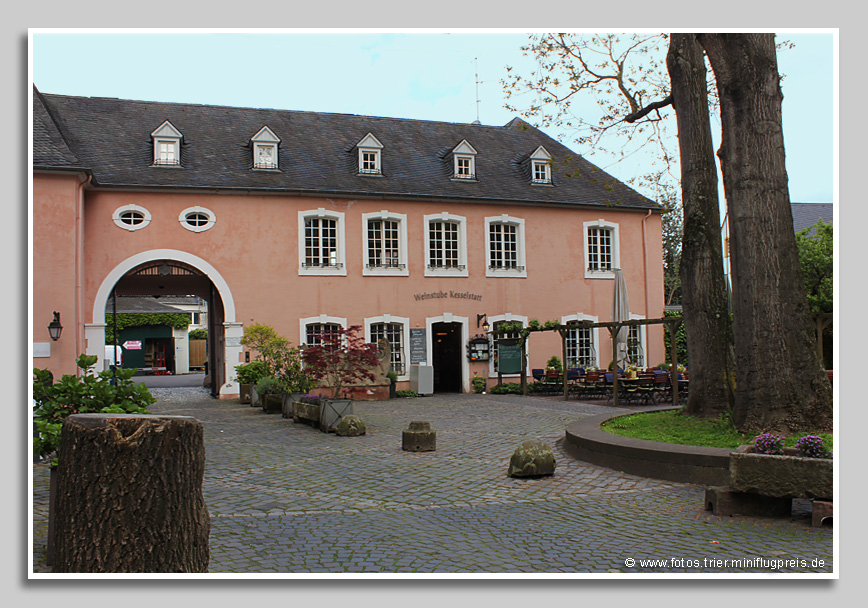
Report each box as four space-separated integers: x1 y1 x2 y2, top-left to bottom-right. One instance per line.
395 390 420 398
490 382 523 394
33 354 155 463
234 361 269 385
255 375 286 396
472 376 487 393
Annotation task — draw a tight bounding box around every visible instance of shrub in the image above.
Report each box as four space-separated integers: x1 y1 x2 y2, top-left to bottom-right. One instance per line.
33 354 155 463
753 432 786 455
472 376 487 393
545 355 562 371
302 325 380 399
796 435 832 459
234 361 269 385
240 323 311 393
255 375 285 396
395 390 420 398
490 382 523 395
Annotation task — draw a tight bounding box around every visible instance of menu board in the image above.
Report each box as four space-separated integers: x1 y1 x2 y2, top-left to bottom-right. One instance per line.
410 328 427 364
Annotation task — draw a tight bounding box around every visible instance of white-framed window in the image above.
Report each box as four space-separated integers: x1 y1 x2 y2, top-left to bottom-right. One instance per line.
424 212 468 277
251 126 280 170
488 314 528 377
530 146 553 184
150 121 182 167
451 140 477 180
179 206 216 233
362 211 409 276
299 209 347 275
485 215 527 278
300 315 347 348
583 219 620 279
356 132 383 175
366 315 410 378
627 314 646 368
561 313 600 369
112 204 152 231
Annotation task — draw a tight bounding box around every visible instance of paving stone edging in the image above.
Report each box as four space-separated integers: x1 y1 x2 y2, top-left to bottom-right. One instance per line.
563 408 732 486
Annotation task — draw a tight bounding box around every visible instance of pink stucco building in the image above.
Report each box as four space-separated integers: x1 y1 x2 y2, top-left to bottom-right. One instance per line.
32 87 664 397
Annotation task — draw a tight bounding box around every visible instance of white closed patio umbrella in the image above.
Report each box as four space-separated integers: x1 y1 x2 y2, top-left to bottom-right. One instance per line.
612 268 630 371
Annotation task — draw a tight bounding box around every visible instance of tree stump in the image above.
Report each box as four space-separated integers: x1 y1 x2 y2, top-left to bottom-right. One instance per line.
52 414 210 573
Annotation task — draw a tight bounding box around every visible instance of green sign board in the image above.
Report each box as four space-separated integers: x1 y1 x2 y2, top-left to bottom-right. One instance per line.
497 342 523 374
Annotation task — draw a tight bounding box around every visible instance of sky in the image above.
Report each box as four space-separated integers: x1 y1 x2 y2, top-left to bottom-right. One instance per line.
29 30 835 205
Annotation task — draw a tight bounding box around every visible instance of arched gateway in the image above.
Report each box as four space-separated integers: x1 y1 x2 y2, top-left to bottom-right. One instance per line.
85 249 242 398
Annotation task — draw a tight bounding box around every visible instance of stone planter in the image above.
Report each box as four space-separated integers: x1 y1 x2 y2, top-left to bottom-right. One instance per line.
239 383 252 404
281 392 305 418
250 385 260 408
320 398 353 432
729 445 832 500
292 401 321 426
261 393 283 414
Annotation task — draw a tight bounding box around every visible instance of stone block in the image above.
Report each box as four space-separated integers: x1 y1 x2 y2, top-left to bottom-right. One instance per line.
812 500 833 527
729 446 832 500
508 439 556 478
704 485 792 517
402 421 436 452
336 415 366 437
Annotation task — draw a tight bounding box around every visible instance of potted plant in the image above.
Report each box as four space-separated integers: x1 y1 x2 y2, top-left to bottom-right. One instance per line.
234 360 268 404
240 322 312 415
386 370 398 399
291 393 323 426
729 432 833 500
302 325 381 431
255 376 285 414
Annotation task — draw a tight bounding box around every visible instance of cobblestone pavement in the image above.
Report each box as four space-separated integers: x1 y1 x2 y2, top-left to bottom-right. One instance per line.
32 388 833 575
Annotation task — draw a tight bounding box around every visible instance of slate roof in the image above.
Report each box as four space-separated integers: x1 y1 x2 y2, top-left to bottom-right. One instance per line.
33 90 660 212
104 296 193 315
791 203 833 233
32 89 85 170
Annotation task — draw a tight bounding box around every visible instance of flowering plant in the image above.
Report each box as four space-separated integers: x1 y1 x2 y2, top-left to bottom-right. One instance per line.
795 435 832 459
753 432 786 455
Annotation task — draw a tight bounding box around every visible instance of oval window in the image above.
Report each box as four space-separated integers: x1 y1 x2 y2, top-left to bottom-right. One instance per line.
112 204 151 231
179 206 216 233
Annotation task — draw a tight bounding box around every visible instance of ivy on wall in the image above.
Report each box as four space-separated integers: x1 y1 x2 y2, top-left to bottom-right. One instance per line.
105 313 191 344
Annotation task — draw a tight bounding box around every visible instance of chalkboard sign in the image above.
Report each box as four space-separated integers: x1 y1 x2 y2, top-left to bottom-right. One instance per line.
497 342 523 374
410 328 427 364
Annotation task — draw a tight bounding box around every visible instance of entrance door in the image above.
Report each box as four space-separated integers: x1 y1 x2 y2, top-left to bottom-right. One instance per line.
432 322 462 392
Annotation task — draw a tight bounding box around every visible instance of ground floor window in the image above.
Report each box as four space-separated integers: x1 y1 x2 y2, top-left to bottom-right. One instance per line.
305 323 341 347
565 327 596 368
370 322 405 375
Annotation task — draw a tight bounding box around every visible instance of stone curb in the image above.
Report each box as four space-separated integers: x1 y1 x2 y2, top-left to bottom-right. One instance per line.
563 408 731 485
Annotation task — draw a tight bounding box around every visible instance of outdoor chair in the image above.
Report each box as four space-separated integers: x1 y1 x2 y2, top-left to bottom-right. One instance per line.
531 369 545 383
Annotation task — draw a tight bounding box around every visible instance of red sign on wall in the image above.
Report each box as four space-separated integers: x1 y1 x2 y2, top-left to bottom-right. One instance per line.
123 340 142 350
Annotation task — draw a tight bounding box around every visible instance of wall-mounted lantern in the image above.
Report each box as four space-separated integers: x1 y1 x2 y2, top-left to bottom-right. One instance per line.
47 312 63 341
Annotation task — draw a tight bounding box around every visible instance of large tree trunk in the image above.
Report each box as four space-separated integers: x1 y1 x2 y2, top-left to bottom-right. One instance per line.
697 33 832 433
53 414 210 573
667 33 735 418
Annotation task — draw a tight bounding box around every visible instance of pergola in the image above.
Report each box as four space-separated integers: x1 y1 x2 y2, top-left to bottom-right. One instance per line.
491 316 685 407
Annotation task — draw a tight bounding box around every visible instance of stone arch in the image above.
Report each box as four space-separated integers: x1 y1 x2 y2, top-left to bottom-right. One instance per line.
86 249 242 398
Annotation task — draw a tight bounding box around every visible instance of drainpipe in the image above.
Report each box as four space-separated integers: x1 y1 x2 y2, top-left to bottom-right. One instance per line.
641 209 654 365
75 173 92 363
641 209 652 319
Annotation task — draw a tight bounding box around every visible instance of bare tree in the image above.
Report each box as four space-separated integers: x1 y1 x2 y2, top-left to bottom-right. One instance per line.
504 33 734 419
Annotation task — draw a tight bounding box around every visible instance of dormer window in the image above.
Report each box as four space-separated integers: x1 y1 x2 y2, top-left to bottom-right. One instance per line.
356 133 383 175
530 146 553 184
150 121 182 167
251 126 280 170
451 140 477 180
